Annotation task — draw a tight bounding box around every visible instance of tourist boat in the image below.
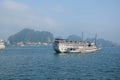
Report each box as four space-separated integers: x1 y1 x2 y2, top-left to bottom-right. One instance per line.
0 40 5 50
53 33 101 53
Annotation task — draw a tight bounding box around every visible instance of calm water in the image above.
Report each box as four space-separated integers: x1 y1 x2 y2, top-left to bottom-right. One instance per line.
0 46 120 80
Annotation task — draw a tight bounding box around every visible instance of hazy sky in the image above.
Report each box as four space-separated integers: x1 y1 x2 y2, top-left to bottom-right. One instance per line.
0 0 120 44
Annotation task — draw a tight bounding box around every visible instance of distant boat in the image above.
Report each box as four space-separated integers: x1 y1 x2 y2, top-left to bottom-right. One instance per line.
0 40 5 50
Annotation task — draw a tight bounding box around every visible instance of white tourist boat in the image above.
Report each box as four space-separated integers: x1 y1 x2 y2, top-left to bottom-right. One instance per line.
53 33 101 53
0 40 5 50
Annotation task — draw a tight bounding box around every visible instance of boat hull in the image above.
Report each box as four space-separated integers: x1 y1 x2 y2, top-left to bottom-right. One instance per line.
0 45 5 50
0 40 5 50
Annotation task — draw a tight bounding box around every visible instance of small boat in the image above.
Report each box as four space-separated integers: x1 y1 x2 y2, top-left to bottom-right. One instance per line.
0 40 5 50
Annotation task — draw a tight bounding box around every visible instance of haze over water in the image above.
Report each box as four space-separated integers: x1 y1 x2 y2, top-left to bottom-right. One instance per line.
0 0 120 79
0 0 120 44
0 46 120 80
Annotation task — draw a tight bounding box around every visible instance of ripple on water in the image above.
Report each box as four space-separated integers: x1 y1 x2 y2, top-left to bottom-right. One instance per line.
0 46 120 80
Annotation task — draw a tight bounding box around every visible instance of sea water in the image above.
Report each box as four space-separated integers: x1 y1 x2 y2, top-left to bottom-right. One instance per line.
0 46 120 80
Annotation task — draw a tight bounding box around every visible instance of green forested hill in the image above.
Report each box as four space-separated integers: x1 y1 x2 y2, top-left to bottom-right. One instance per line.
8 28 54 44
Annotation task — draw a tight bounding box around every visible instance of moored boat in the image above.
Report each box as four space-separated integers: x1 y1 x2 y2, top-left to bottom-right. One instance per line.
0 40 5 50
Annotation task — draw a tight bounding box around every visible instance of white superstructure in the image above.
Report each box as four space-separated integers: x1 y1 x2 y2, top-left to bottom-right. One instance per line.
0 40 5 50
53 38 101 53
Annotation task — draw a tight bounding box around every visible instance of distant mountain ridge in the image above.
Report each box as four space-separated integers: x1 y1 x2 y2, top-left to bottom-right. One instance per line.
67 35 82 41
67 35 114 47
8 28 114 47
8 28 54 44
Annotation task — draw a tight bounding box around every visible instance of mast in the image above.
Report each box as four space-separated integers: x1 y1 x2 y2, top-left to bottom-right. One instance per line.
82 32 84 42
95 33 97 45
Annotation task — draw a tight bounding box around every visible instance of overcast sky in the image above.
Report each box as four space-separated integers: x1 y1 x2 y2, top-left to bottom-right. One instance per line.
0 0 120 44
